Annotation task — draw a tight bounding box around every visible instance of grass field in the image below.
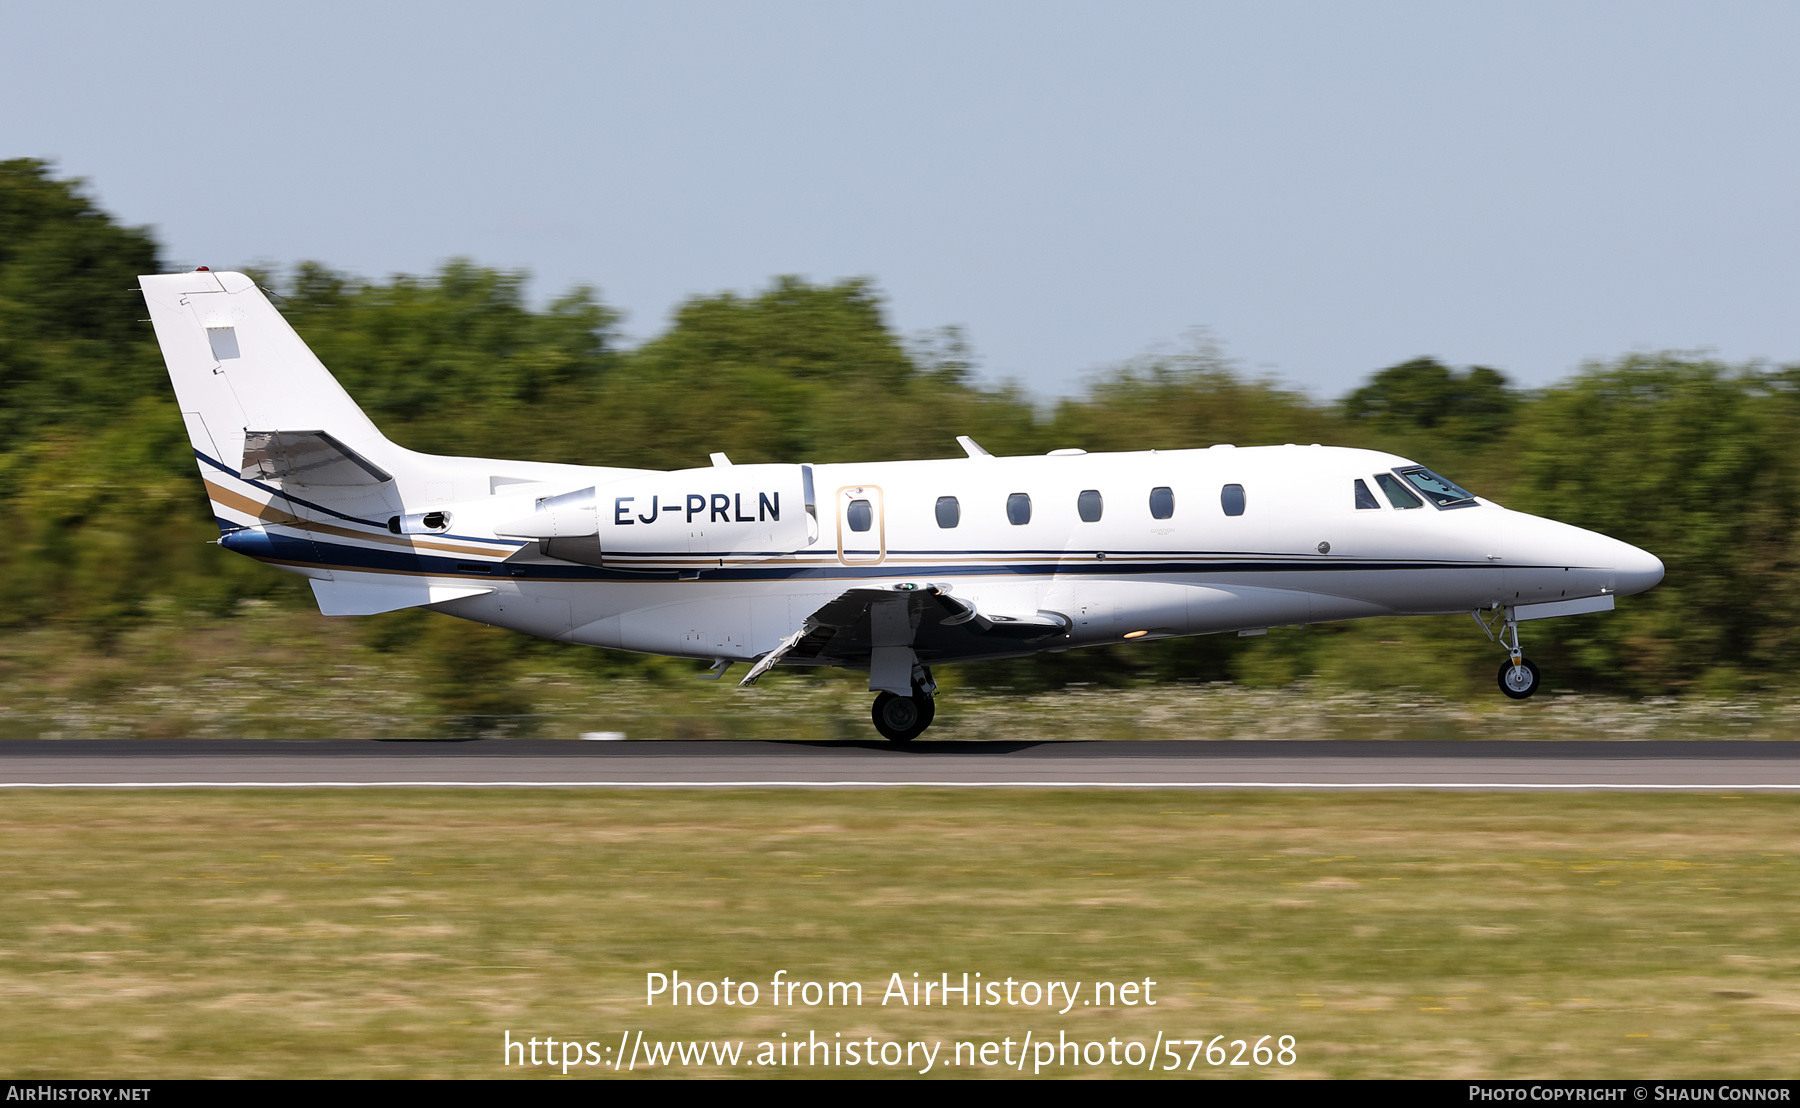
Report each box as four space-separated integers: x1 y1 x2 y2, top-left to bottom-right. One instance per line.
1 789 1796 1078
8 609 1800 743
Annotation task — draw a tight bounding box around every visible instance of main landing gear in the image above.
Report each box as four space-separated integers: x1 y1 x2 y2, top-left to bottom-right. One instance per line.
871 669 937 742
1473 606 1541 700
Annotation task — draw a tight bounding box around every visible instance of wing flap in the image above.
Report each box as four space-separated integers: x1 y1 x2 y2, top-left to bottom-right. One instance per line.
740 584 1070 680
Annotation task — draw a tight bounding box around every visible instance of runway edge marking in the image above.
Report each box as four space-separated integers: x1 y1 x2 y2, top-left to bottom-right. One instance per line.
3 781 1800 790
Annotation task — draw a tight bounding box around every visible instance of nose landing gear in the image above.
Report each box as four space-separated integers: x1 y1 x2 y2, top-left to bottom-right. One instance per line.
1497 656 1541 699
1474 606 1541 700
871 668 937 742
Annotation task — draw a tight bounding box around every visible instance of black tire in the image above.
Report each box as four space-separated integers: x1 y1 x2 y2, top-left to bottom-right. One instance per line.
872 691 933 742
914 691 936 734
1497 658 1541 700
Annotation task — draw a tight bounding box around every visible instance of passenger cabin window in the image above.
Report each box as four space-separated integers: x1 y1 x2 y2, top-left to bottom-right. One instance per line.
1354 478 1380 510
1007 492 1032 526
1397 466 1478 508
935 496 960 528
1221 483 1246 517
1375 473 1423 509
846 498 873 532
1149 486 1174 520
1077 489 1103 522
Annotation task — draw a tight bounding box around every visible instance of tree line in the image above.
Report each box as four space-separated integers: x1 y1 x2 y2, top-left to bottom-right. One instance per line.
2 156 1791 702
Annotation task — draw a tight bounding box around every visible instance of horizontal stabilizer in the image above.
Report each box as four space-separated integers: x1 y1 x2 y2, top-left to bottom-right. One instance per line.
309 579 493 616
241 430 393 486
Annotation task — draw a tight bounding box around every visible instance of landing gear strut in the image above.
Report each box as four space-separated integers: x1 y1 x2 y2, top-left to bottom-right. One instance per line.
871 668 936 742
1474 606 1541 700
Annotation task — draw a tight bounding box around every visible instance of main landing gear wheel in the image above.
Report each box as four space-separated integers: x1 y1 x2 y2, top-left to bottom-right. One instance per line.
1497 658 1541 700
872 690 935 742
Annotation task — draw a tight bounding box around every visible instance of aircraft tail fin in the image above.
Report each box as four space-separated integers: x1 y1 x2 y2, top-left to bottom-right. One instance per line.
139 269 401 531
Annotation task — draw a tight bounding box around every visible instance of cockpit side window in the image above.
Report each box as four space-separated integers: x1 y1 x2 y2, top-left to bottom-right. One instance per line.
1354 478 1380 510
1374 473 1424 509
1396 466 1478 508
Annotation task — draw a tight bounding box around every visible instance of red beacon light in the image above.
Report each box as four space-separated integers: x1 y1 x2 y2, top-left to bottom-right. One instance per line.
195 266 209 272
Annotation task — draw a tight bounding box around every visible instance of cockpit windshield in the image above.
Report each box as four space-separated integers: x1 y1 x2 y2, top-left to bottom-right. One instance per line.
1374 473 1423 509
1395 466 1478 508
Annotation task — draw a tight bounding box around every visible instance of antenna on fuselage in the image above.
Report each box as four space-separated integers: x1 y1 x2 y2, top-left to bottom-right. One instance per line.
955 435 992 459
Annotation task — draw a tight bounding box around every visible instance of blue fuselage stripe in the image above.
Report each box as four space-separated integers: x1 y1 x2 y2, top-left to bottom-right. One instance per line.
229 531 1545 583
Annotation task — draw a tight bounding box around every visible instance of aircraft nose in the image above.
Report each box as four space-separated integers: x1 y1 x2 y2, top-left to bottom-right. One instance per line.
1613 541 1664 596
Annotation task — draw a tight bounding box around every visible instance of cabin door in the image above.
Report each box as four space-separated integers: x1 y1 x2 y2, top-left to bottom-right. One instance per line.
836 485 886 566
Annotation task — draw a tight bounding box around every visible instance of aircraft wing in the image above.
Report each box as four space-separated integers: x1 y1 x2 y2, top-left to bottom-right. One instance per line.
240 430 393 486
739 585 1070 684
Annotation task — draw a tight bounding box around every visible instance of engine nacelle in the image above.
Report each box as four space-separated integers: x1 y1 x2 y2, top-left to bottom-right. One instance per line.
496 463 817 567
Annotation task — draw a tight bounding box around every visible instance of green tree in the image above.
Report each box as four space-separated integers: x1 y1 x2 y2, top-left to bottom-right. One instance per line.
1341 357 1518 443
1047 336 1333 453
1505 356 1800 692
274 259 622 459
2 159 1787 703
0 159 166 451
579 276 1035 469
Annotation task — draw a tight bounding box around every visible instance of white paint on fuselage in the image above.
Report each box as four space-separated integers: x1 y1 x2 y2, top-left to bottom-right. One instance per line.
408 443 1662 665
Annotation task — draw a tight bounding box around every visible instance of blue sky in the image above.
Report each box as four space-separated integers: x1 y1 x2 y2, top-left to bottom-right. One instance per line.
5 2 1797 398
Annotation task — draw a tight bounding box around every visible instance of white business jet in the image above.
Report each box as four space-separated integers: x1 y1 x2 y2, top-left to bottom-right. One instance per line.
140 270 1664 740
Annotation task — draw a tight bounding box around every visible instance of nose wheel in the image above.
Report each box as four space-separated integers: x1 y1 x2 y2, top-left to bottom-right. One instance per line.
1498 657 1541 699
1474 606 1541 700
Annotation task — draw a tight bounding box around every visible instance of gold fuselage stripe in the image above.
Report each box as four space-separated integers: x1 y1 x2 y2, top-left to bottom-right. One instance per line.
202 480 510 560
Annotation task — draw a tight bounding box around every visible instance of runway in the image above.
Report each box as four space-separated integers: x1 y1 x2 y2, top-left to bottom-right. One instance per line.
1 738 1798 789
